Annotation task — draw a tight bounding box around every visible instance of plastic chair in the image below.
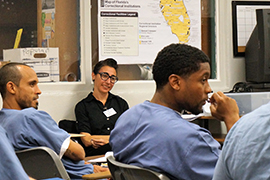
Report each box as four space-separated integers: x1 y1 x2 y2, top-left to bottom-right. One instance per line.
107 155 170 180
16 146 112 180
16 146 71 180
58 119 78 134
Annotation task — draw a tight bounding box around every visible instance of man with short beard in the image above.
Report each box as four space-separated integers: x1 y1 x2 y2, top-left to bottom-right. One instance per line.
0 63 108 179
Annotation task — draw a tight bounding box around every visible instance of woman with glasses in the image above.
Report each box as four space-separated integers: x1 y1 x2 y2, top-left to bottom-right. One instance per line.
75 58 129 156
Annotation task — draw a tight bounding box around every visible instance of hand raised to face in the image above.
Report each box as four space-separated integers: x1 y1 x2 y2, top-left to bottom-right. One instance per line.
210 91 240 132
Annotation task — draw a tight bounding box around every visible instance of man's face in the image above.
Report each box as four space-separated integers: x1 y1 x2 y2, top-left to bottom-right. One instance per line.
15 66 41 109
179 62 212 115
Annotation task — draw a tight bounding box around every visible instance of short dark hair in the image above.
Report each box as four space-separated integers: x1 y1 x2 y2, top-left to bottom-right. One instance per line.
0 63 28 99
93 58 118 74
152 43 210 89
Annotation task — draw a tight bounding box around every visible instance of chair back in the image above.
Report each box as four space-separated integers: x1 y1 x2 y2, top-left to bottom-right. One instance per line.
16 146 70 180
59 119 78 133
107 155 170 180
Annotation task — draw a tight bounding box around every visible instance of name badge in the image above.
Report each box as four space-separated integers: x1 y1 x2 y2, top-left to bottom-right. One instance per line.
103 108 117 117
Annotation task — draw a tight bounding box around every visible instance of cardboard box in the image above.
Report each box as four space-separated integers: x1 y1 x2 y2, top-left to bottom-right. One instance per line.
3 48 59 82
0 61 10 68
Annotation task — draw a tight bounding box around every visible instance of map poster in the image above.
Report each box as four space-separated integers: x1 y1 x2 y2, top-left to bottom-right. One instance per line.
98 0 201 64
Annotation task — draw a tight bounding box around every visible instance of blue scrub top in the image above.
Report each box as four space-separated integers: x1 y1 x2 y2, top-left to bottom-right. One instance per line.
0 108 93 179
110 101 221 180
0 125 29 179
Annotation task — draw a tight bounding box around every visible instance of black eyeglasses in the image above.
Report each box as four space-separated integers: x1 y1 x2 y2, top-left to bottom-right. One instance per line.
98 72 118 83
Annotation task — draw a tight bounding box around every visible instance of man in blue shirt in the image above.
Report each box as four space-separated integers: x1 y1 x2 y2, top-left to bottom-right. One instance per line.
0 124 64 180
0 63 108 179
110 43 240 180
0 125 30 180
213 101 270 180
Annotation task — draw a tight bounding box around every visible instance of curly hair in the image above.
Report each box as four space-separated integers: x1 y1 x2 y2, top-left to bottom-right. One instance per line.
152 43 210 89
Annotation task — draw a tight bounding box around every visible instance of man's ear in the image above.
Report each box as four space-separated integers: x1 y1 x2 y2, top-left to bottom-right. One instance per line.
168 74 181 90
6 81 17 95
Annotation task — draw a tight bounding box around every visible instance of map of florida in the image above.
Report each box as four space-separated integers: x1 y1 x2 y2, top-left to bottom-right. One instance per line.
160 0 190 43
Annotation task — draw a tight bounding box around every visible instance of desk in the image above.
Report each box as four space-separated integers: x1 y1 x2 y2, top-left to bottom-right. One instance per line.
69 133 85 138
197 116 226 143
212 133 226 143
82 171 111 180
82 155 111 180
85 154 105 161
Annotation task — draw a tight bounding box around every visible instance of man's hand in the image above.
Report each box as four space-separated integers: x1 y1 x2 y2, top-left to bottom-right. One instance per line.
210 91 240 132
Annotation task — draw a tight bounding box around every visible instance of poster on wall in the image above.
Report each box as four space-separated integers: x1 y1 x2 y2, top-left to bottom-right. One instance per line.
41 0 56 47
98 0 201 64
232 1 270 56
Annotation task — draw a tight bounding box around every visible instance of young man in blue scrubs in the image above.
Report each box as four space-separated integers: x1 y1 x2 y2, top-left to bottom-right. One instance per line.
0 63 108 179
0 125 30 180
0 124 65 180
110 43 240 180
213 100 270 179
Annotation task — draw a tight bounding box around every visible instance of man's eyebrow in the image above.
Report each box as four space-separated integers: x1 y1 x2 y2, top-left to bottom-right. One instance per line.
29 80 38 84
203 72 211 77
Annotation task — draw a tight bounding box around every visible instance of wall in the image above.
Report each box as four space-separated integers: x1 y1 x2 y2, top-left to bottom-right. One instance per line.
0 0 249 124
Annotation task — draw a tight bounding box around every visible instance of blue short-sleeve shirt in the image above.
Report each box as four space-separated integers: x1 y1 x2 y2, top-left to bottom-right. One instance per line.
0 125 29 180
110 101 221 180
213 101 270 180
0 108 93 179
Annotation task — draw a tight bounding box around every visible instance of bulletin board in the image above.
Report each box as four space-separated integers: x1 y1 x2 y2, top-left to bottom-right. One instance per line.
91 0 217 80
232 1 270 57
97 0 201 65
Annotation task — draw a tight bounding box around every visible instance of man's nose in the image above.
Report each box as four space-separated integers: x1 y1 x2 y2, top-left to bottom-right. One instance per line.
36 86 42 95
206 82 212 94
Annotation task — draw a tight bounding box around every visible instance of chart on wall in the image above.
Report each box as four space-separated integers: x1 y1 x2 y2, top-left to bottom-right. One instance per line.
41 0 55 47
237 5 270 47
98 0 201 64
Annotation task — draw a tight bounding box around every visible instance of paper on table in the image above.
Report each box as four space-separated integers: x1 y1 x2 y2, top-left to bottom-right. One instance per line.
181 101 212 121
87 151 114 163
181 114 204 121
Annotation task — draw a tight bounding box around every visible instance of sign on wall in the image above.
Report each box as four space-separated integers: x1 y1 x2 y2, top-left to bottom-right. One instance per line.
98 0 201 64
232 1 270 56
